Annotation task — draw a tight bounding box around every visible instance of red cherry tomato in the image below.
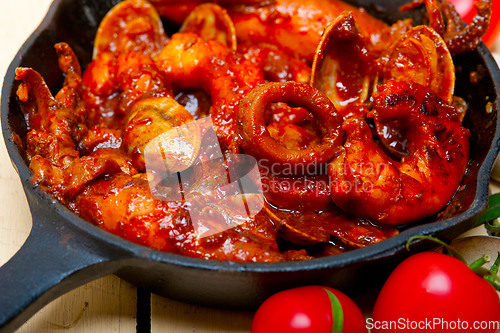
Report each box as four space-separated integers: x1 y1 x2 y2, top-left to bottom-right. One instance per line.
448 0 500 48
251 286 367 333
370 251 500 332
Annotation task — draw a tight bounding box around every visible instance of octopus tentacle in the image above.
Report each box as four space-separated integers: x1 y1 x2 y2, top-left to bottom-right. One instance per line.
442 0 492 55
400 0 493 55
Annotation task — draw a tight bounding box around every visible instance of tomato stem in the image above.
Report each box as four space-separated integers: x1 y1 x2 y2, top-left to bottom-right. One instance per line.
468 255 493 278
406 235 467 264
324 289 344 333
489 252 500 274
485 252 500 291
469 254 490 270
467 253 500 291
406 236 500 291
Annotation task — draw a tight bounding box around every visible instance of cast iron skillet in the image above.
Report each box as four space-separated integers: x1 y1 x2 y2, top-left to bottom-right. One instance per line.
1 0 499 332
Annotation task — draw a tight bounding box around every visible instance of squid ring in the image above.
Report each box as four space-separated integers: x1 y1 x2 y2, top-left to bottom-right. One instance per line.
236 82 343 174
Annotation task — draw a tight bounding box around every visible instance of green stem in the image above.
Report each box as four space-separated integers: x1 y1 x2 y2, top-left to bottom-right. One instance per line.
485 252 500 291
469 254 490 271
406 235 467 264
324 289 344 333
489 252 500 274
467 254 500 291
406 236 500 291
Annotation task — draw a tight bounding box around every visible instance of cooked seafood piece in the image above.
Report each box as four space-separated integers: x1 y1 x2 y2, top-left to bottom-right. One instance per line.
329 80 470 226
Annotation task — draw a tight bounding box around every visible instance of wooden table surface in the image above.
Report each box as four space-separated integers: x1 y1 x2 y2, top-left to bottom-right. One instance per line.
0 1 499 332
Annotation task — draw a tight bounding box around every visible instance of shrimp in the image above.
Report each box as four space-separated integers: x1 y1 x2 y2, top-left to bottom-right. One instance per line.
74 166 284 262
149 0 272 26
151 0 389 63
226 0 389 63
176 3 312 84
153 0 492 61
328 80 470 225
238 43 311 84
155 32 265 148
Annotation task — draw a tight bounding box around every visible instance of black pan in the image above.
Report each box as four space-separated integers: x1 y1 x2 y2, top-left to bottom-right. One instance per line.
1 0 499 332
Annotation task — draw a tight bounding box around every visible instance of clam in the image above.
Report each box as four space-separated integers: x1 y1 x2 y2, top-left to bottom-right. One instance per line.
126 97 201 174
310 11 374 115
93 0 168 59
180 3 237 51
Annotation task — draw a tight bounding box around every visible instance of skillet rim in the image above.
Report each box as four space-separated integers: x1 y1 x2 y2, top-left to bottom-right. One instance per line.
2 0 499 274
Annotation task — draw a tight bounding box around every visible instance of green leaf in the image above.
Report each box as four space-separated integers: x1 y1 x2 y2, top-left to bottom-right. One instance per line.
324 289 344 333
475 193 500 227
484 220 500 234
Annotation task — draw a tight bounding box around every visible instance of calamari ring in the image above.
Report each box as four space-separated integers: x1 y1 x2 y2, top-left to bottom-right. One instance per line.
236 82 344 174
328 80 470 226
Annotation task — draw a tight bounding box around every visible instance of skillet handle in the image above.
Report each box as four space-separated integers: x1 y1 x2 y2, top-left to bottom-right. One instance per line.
0 211 126 333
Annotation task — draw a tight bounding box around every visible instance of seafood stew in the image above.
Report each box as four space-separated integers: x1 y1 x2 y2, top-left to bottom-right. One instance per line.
9 0 496 263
